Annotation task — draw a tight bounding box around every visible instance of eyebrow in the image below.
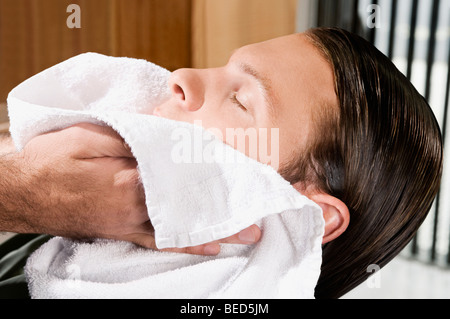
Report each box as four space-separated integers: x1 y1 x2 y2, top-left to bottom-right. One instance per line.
236 62 277 121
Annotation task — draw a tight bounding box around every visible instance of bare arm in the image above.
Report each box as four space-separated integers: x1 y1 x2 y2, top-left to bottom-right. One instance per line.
0 153 31 233
0 133 15 155
0 134 27 232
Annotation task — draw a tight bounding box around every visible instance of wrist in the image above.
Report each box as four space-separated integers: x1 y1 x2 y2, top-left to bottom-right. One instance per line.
0 133 15 155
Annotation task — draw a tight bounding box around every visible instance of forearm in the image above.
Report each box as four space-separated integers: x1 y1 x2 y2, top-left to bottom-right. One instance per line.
0 133 16 155
0 152 36 233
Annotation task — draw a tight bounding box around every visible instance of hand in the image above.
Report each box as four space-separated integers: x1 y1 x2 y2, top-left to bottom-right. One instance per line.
16 123 261 255
16 123 147 241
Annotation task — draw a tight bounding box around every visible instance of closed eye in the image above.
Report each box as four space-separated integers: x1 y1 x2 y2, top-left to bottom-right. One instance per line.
230 93 247 112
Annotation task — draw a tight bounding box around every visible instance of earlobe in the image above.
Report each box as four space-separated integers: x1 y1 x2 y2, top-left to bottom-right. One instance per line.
308 193 350 244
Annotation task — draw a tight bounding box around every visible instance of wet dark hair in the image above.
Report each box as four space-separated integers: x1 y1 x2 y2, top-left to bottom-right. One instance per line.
280 28 443 299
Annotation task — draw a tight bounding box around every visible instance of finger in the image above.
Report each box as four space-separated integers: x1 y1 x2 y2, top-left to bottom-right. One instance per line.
116 221 155 249
214 224 262 245
124 232 158 250
127 225 261 256
83 124 133 158
161 244 221 256
123 235 220 256
162 225 262 256
67 123 134 159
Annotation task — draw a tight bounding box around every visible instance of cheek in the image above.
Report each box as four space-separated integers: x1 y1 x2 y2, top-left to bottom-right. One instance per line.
277 136 295 171
277 116 312 170
255 127 281 171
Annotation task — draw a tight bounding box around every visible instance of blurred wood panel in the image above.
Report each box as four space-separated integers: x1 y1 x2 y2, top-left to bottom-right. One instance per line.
0 103 8 133
113 0 192 70
192 0 298 68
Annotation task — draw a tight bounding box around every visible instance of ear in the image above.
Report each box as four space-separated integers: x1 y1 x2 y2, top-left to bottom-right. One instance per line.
308 193 350 244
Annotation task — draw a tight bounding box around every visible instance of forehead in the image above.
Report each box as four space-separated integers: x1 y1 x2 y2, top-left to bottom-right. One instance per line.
231 33 337 122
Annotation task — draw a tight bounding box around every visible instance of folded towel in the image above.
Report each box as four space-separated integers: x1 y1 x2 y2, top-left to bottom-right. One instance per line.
8 53 325 298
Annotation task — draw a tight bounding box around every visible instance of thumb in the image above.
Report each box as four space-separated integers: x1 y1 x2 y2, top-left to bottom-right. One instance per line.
70 123 134 159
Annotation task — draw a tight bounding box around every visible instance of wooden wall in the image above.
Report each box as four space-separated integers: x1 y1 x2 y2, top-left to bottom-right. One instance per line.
192 0 298 68
0 0 297 131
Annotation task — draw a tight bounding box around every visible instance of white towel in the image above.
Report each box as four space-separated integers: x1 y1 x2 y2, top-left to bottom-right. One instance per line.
8 53 324 299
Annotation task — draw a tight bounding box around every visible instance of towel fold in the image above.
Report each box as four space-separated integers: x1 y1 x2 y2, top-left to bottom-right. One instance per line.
8 53 324 298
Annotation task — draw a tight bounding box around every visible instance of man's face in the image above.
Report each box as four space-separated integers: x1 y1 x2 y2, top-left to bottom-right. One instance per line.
153 33 337 171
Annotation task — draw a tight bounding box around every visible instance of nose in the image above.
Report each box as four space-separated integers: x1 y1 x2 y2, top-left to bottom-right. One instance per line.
169 68 204 112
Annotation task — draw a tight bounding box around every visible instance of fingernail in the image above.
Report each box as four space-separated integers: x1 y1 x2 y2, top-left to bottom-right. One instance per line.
238 228 256 244
203 244 220 256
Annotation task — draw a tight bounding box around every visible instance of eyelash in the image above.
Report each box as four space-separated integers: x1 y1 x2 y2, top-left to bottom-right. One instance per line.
230 93 247 112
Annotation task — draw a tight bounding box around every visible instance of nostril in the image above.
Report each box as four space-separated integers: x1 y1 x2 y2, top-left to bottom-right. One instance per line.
169 69 204 112
173 84 185 101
